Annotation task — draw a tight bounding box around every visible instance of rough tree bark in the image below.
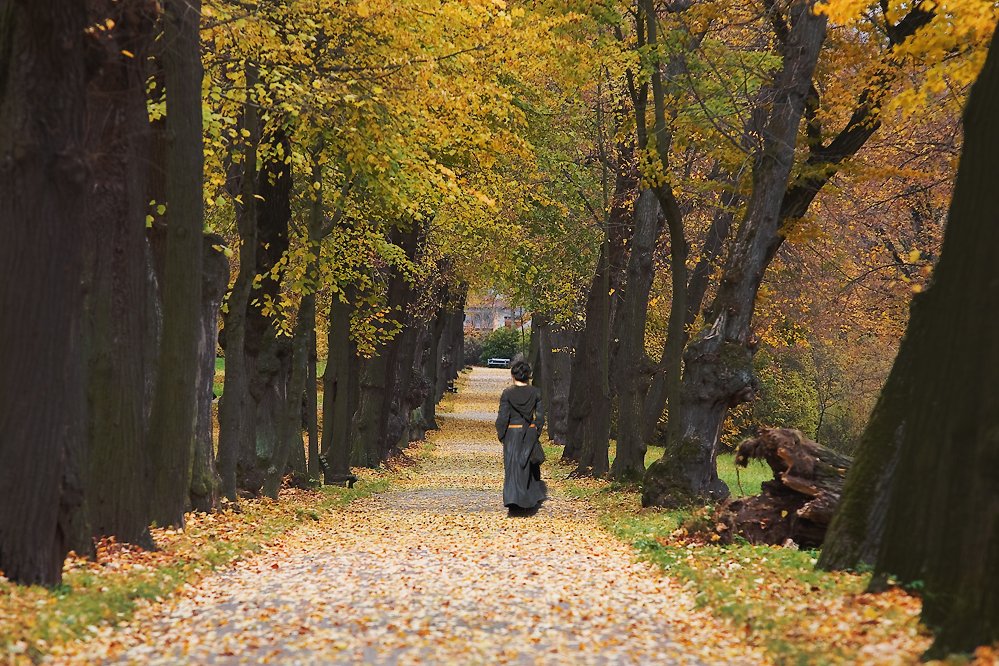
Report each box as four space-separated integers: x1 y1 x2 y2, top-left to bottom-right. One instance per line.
321 293 357 484
190 237 229 512
641 190 739 442
263 297 311 500
538 319 572 446
420 290 452 433
565 160 636 469
350 226 419 467
77 0 156 550
216 73 259 501
305 328 319 478
643 0 827 507
714 428 850 548
820 29 999 657
0 0 89 586
147 0 205 527
237 128 292 494
611 189 663 480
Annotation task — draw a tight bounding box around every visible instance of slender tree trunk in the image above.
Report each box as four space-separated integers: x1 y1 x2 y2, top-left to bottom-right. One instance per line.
0 0 89 586
564 158 636 467
642 193 738 442
216 68 259 501
306 315 320 478
322 294 356 483
147 0 205 526
821 30 999 657
611 190 662 480
190 237 228 512
643 0 827 507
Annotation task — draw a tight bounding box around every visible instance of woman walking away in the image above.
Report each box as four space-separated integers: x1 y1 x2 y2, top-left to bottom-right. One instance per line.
496 360 548 516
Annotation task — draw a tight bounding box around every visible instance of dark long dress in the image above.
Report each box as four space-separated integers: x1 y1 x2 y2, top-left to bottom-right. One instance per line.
496 384 548 509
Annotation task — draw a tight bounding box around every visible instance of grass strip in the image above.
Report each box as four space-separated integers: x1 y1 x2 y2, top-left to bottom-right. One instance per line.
549 452 928 665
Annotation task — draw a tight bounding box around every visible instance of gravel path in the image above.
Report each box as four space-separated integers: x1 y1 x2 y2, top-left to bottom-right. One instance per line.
55 368 766 665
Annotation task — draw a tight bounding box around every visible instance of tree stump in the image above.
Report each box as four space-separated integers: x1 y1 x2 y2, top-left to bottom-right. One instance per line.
715 428 852 548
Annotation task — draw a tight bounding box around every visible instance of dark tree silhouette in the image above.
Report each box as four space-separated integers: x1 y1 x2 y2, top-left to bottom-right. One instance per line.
820 27 999 658
0 1 89 585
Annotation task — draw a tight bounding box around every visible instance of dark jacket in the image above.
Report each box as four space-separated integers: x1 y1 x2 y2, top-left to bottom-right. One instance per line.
495 384 546 441
496 384 547 508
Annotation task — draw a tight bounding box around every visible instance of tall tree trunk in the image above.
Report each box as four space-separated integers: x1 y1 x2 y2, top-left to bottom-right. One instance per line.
538 319 572 446
436 292 466 397
384 322 429 453
216 67 259 501
77 0 156 551
821 29 999 658
642 193 739 442
306 327 320 478
350 226 419 467
0 0 89 586
572 239 612 476
643 0 827 507
238 128 292 495
611 189 662 480
190 237 229 512
322 294 357 483
147 0 205 526
564 160 636 467
421 295 451 432
263 296 312 499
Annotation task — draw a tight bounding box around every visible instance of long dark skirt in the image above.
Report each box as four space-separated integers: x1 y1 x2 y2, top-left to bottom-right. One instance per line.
502 428 548 509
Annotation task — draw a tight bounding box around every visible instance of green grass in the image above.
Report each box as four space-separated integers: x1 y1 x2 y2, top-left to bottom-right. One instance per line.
547 451 925 665
603 441 768 498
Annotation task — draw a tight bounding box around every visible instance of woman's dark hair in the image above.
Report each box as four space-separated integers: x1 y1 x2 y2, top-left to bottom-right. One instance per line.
511 360 531 383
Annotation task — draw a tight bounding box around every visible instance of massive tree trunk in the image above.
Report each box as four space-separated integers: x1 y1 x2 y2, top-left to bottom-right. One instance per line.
821 30 999 657
565 241 611 471
216 67 260 501
384 321 429 452
190 237 229 512
147 0 205 527
435 288 466 407
541 324 573 446
0 0 89 586
643 0 827 507
263 296 312 499
237 128 292 495
77 1 156 551
611 189 662 480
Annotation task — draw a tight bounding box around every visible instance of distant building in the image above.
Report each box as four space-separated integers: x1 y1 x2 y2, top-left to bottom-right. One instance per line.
464 293 530 334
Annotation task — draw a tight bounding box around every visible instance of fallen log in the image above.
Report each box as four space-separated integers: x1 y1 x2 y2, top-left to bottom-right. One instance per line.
714 428 852 548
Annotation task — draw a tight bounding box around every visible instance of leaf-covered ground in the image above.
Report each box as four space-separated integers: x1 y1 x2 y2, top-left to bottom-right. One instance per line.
44 368 766 665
